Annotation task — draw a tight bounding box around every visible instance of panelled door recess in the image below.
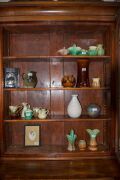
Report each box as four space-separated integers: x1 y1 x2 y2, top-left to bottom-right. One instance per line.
0 0 120 160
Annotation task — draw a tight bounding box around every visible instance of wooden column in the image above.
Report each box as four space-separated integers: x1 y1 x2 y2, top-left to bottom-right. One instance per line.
0 27 4 155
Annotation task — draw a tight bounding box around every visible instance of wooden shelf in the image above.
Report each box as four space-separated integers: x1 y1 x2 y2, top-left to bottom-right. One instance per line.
4 144 109 158
4 115 111 123
3 55 111 60
4 87 110 91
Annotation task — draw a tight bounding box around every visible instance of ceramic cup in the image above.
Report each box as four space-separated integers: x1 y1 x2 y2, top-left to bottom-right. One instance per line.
92 78 100 87
78 140 87 150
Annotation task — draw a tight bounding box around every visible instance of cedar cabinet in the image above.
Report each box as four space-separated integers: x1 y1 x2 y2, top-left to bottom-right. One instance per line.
0 0 120 161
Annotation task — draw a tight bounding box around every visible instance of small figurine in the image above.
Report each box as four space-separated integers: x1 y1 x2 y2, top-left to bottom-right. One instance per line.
86 129 100 151
66 129 77 151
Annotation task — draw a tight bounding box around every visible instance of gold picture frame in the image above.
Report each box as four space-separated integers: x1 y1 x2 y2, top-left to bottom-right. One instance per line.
24 125 40 146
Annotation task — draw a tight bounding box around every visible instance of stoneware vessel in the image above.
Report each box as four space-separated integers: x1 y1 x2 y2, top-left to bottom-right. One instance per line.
67 94 82 118
66 129 77 151
87 103 101 118
24 108 33 120
38 108 49 119
97 44 105 56
88 45 97 56
21 102 30 118
61 75 76 87
91 78 101 87
68 44 81 55
78 140 87 151
22 71 37 88
86 129 100 151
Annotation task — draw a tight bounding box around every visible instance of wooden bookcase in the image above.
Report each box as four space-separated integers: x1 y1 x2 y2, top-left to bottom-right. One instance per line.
0 0 120 160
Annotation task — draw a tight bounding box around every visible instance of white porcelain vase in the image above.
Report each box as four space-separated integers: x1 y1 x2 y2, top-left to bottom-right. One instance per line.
67 94 82 118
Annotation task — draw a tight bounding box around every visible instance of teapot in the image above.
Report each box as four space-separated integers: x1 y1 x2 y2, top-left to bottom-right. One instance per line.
68 44 81 55
38 108 49 119
22 71 37 88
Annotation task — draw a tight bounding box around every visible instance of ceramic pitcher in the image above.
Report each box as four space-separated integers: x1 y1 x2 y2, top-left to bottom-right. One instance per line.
22 71 37 88
38 108 49 119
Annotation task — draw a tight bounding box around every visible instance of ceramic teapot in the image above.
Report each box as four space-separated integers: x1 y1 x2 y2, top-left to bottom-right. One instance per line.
38 108 49 119
68 44 81 55
22 71 37 88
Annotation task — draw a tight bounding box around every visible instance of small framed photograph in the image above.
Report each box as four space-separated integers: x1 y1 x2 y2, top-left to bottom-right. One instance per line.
24 125 40 146
4 67 20 88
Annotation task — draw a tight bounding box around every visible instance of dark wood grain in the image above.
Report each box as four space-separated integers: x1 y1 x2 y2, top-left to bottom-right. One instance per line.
0 159 120 179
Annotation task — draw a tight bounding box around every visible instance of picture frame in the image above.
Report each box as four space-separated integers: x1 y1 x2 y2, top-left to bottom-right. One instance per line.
24 125 40 146
4 67 20 88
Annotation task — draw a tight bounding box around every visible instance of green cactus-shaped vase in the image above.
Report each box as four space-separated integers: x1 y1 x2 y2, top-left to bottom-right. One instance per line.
66 129 77 151
86 129 100 151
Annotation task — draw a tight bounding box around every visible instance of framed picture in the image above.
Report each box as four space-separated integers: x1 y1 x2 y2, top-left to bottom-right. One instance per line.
24 125 40 146
4 67 20 88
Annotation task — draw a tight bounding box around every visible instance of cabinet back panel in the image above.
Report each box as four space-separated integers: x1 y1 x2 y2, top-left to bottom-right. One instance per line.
51 90 64 116
41 122 64 145
10 91 50 110
9 33 50 56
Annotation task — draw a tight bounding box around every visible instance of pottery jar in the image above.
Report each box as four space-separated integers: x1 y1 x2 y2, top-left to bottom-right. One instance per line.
24 109 33 120
38 108 49 119
92 78 101 87
22 71 37 88
78 140 87 150
67 94 82 118
97 44 105 56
